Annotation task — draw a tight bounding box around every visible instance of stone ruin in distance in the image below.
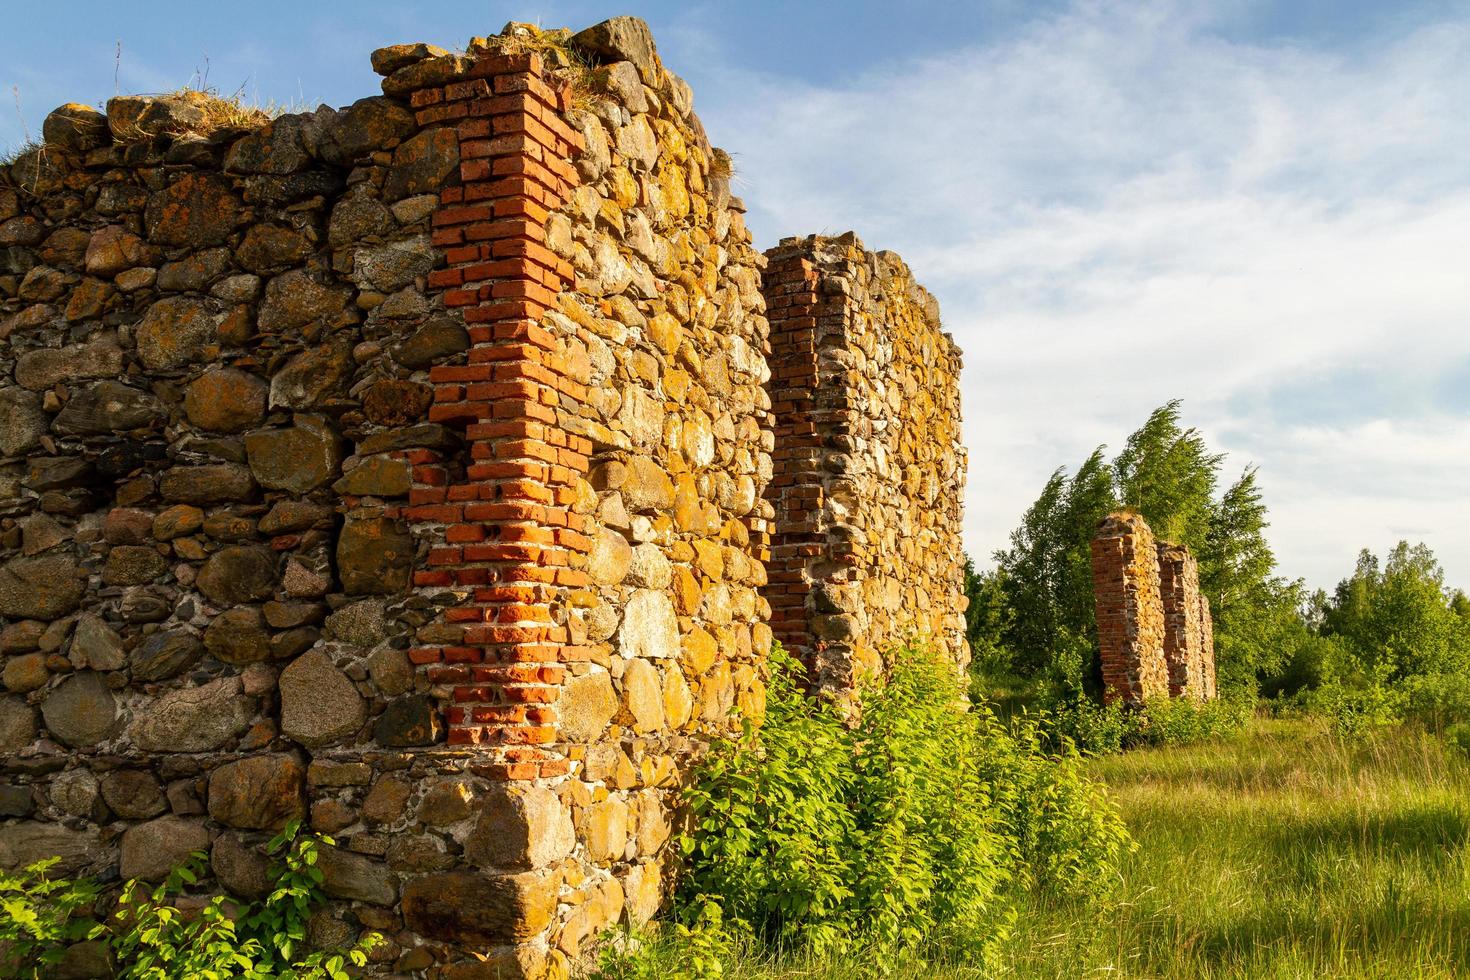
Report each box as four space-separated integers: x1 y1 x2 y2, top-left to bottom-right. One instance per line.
0 15 1194 979
1091 511 1217 705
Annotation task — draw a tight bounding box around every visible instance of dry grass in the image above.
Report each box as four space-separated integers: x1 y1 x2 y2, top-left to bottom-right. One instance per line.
105 86 296 145
0 138 44 168
477 22 596 104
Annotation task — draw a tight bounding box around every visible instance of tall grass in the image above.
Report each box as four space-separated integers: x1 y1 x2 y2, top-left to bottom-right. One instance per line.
998 718 1470 978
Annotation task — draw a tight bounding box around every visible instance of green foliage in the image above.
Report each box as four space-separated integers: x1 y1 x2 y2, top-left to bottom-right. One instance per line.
1035 692 1251 756
679 643 857 955
1319 542 1470 682
1401 672 1470 733
1113 400 1222 555
974 714 1133 897
1287 541 1470 743
1137 693 1254 746
961 558 1012 677
847 643 1013 957
0 822 374 980
1305 679 1406 740
104 858 263 980
590 900 731 980
991 450 1117 689
0 858 99 978
672 642 1130 973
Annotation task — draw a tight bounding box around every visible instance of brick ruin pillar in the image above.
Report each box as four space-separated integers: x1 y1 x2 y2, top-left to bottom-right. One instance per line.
1092 513 1220 705
1090 512 1168 705
1198 590 1217 698
410 48 588 766
1156 543 1206 699
397 18 773 972
762 233 968 699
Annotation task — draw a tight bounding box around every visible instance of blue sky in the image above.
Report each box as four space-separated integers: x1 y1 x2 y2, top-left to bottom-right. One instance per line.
5 1 1470 591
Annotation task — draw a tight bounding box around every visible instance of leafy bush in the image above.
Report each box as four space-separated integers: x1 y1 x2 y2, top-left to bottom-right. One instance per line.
590 899 731 980
1306 681 1406 740
0 858 98 977
0 820 376 980
1035 690 1249 755
1400 672 1470 732
1035 696 1137 754
974 713 1133 897
1138 693 1253 747
668 641 1130 973
677 643 857 956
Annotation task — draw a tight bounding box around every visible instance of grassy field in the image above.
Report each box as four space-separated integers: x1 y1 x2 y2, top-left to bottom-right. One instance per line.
712 718 1470 979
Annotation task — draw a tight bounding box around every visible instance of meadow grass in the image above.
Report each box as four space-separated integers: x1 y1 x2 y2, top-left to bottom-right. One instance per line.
999 716 1470 979
687 717 1470 979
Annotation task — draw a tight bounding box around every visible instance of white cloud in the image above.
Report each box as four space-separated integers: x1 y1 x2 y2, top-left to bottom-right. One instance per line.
689 1 1470 590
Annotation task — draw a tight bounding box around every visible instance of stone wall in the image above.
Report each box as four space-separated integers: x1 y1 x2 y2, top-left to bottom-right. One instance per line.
475 16 773 967
0 39 474 979
1157 542 1216 700
762 233 968 698
1090 511 1216 706
0 15 970 978
1198 591 1217 699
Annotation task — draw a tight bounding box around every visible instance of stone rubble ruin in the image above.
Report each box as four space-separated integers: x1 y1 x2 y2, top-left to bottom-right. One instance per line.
0 13 1208 978
1090 511 1218 706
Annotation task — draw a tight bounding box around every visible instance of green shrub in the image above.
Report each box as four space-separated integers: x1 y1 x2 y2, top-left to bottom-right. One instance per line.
669 641 1130 973
590 899 730 980
1137 693 1252 747
677 643 858 956
0 858 99 977
0 821 375 980
1036 690 1250 755
974 712 1133 898
1035 695 1137 754
1400 671 1470 732
1306 681 1405 739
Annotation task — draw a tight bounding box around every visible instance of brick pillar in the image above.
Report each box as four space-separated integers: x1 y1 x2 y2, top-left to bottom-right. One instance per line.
401 51 589 777
1198 591 1217 699
1090 511 1168 706
761 248 825 676
1157 542 1205 698
762 234 968 698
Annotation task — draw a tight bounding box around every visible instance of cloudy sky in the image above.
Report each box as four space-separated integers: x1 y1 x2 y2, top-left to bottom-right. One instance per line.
4 0 1468 591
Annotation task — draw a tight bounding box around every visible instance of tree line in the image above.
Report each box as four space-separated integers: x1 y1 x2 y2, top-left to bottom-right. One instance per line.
965 401 1470 713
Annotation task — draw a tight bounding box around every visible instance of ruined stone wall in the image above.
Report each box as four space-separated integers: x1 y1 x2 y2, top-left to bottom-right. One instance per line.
0 16 774 979
1090 512 1169 705
1157 542 1211 699
536 18 773 961
1198 592 1217 699
762 233 967 698
0 53 473 978
1091 512 1217 706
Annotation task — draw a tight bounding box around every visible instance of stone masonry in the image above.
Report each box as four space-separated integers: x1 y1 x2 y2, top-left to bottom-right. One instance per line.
762 234 968 699
1090 511 1216 706
1157 542 1216 699
0 17 964 979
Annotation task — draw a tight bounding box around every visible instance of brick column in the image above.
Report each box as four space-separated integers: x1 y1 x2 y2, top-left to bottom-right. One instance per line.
1157 542 1205 699
400 52 589 776
1090 512 1169 706
1198 592 1217 699
761 248 825 674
